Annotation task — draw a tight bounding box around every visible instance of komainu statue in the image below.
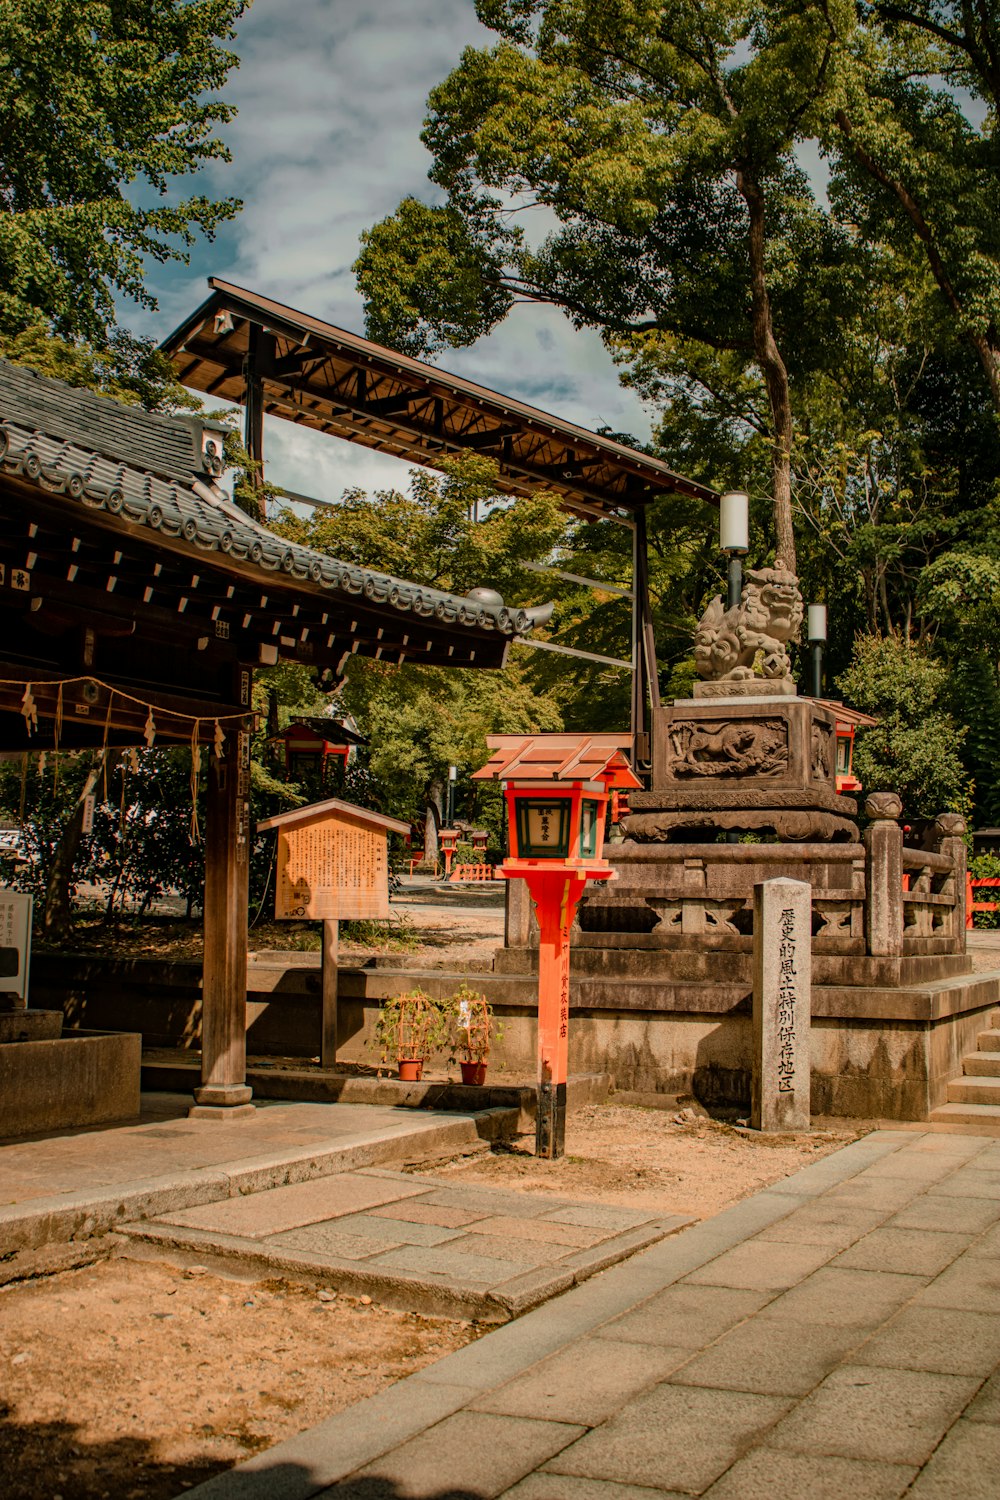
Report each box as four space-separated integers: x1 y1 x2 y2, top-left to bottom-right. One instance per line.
694 558 804 683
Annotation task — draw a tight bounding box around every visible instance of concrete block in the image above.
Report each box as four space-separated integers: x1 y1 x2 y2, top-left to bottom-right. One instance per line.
832 1227 971 1278
544 1384 791 1494
597 1283 772 1349
491 1266 577 1318
916 1257 1000 1313
701 1447 917 1500
0 1008 61 1043
759 1267 925 1329
906 1419 1000 1499
752 877 811 1132
472 1336 690 1427
152 1173 431 1239
0 1030 140 1139
754 1203 885 1250
348 1411 586 1500
928 1166 1000 1199
669 1314 864 1397
767 1364 979 1465
965 1369 1000 1425
683 1237 837 1292
463 1215 611 1248
854 1305 1000 1377
501 1476 681 1500
888 1193 1000 1235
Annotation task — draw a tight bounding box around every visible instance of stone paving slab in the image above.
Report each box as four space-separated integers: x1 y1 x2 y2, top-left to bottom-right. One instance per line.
127 1167 694 1322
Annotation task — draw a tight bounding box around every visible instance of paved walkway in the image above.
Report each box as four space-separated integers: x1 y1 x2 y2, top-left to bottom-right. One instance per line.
124 1166 691 1322
0 1092 512 1279
182 1129 1000 1500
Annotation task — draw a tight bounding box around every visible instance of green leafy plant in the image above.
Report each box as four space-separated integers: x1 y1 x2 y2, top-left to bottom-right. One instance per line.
445 984 504 1067
370 988 447 1072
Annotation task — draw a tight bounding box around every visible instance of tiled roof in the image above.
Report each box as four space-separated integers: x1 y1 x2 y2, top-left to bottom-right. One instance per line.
0 360 551 642
473 734 641 787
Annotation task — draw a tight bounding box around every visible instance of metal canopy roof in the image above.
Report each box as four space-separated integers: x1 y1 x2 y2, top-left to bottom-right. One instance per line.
160 279 718 523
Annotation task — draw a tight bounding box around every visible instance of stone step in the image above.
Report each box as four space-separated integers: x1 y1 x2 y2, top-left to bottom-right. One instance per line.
946 1075 1000 1106
976 1029 1000 1052
962 1053 1000 1077
928 1101 1000 1129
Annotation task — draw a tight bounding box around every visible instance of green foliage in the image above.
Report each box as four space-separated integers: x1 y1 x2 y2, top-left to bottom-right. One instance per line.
445 983 504 1065
0 324 198 412
0 0 248 345
836 633 971 817
369 988 448 1069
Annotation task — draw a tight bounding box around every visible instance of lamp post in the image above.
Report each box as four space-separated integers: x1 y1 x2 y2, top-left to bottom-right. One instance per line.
500 779 615 1157
807 605 827 699
473 734 641 1160
720 491 749 610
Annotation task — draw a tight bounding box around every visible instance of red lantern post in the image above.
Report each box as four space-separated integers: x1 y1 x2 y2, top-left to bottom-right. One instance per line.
474 735 641 1158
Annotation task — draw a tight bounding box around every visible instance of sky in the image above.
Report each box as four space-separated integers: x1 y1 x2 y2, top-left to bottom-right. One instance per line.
138 0 657 505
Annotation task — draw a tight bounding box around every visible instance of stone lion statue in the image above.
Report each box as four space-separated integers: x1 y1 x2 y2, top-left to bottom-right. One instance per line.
694 558 804 682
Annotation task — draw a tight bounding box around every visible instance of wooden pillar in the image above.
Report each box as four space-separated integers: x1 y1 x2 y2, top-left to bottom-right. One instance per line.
630 506 657 774
191 728 253 1117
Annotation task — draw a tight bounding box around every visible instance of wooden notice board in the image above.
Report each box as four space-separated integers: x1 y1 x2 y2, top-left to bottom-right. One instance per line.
275 814 389 921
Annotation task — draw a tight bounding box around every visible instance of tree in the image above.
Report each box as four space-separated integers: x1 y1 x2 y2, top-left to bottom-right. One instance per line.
271 455 568 859
829 2 1000 408
836 632 971 817
355 0 862 570
0 0 248 345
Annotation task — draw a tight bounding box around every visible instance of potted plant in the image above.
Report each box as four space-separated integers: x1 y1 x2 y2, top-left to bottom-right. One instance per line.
370 988 445 1081
447 984 504 1086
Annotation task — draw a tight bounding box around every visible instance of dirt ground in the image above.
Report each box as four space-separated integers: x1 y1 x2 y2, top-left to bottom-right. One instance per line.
1 1108 863 1500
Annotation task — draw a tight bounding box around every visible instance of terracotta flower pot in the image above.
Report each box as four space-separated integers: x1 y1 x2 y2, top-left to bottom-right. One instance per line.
398 1059 423 1082
460 1060 487 1086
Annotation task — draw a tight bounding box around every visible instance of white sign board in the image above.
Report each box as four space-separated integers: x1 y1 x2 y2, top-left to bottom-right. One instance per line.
0 891 32 1001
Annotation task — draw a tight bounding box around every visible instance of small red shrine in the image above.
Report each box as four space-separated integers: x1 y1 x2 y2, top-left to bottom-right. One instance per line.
269 717 367 787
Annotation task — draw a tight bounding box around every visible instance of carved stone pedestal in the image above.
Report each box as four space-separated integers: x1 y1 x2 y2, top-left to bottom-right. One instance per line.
625 695 858 843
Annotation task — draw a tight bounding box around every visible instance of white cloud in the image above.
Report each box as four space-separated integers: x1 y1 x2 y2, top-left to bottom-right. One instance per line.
144 0 661 498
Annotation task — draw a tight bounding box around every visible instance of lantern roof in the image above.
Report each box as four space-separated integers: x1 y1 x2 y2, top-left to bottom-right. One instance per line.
473 733 642 789
256 796 409 836
267 717 368 749
815 699 878 730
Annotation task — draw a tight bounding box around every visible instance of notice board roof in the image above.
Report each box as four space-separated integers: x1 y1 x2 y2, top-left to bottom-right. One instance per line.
473 733 641 788
256 797 410 836
161 279 718 523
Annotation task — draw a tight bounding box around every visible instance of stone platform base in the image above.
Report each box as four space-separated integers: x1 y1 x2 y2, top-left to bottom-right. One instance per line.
0 1029 141 1139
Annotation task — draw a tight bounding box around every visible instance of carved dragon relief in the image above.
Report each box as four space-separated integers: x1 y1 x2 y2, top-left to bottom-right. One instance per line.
669 718 788 778
694 558 804 684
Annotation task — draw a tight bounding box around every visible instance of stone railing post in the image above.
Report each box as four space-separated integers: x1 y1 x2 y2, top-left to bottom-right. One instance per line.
929 812 968 946
864 793 904 957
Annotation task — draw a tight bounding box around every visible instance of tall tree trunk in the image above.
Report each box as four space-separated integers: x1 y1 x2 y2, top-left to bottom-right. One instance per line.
43 756 106 941
738 167 797 571
423 780 445 865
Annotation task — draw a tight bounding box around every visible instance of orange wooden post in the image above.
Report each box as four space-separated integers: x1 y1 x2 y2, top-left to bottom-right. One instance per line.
528 869 592 1156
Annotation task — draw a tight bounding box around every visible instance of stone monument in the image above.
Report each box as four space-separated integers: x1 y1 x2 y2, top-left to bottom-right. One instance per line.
625 559 857 843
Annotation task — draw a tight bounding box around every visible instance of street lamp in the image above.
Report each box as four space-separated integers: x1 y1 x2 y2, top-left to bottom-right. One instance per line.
807 604 827 698
720 491 749 610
